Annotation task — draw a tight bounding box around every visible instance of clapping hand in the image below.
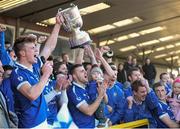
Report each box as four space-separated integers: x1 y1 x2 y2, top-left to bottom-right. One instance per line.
41 61 53 78
97 82 106 99
55 74 71 91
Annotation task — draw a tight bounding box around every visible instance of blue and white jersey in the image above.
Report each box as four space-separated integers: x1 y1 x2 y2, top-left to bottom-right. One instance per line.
0 31 14 66
105 83 125 124
43 79 58 125
154 101 175 128
159 101 175 120
10 58 47 128
67 81 95 128
165 83 172 96
0 78 14 112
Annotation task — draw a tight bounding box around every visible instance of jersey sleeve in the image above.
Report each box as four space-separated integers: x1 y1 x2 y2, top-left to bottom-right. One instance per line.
151 102 168 120
0 32 13 66
157 103 169 119
123 86 133 98
10 69 30 90
145 89 159 110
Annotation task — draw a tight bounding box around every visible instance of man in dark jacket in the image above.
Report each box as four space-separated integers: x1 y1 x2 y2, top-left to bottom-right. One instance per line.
142 58 156 87
117 63 127 84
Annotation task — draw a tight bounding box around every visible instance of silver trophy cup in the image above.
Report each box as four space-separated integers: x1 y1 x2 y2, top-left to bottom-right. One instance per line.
58 4 92 49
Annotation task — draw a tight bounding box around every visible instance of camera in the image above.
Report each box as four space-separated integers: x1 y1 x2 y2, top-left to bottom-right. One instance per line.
103 50 114 58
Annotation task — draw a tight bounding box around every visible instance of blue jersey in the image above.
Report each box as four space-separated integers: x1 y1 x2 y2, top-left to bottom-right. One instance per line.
154 101 175 128
10 59 47 128
124 100 157 128
124 85 160 111
86 80 97 103
145 89 160 110
105 82 125 124
123 84 132 98
0 32 14 66
0 78 14 112
115 81 124 90
43 79 58 125
124 89 166 128
67 82 95 128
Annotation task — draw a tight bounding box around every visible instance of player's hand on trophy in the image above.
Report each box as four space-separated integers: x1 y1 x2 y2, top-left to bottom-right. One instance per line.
56 13 64 25
84 45 94 58
0 24 6 32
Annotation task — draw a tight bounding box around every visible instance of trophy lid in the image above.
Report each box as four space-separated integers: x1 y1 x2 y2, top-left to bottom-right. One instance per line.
58 4 79 15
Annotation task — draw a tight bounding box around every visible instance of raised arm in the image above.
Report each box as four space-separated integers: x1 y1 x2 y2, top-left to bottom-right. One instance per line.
0 25 14 66
0 25 6 52
84 45 97 65
95 48 115 78
40 14 64 60
74 48 85 64
36 35 47 55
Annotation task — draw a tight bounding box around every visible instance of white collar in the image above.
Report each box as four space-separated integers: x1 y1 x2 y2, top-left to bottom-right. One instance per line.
159 100 167 105
15 62 33 72
73 81 86 90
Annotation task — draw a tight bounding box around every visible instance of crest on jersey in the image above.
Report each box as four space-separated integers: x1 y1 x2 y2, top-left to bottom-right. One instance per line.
76 96 82 101
114 92 117 97
18 76 23 81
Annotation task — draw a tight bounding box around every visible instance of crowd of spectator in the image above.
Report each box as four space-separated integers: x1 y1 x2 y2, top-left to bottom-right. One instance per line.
0 13 179 129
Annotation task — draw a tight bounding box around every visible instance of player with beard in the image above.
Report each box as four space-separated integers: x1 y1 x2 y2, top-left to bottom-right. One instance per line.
67 64 106 128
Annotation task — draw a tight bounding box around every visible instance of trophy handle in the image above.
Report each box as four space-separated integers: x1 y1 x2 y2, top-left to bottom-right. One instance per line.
58 8 71 31
70 3 76 7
